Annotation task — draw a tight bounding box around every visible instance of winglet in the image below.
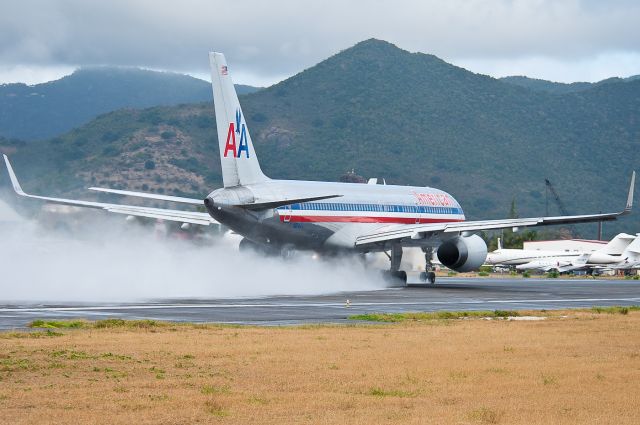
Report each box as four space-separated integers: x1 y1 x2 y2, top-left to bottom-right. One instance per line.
623 171 635 214
3 154 26 196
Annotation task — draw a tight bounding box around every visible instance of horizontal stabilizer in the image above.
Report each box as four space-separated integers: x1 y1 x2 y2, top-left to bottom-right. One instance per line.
239 194 343 210
89 187 203 205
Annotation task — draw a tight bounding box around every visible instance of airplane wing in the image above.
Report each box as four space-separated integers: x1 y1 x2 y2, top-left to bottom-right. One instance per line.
356 171 635 249
3 155 216 226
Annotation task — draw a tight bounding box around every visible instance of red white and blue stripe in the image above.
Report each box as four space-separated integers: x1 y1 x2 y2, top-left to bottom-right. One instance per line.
277 202 465 224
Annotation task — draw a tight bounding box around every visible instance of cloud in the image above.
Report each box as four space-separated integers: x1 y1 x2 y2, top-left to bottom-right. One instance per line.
0 0 639 85
456 51 640 83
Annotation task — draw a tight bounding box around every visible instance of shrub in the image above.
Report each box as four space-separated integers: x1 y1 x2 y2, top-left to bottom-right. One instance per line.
160 131 176 140
101 131 119 143
144 160 156 170
494 310 518 318
102 146 119 156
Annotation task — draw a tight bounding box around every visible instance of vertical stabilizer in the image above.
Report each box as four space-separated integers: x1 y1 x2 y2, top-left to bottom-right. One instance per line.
209 52 268 187
598 233 636 255
622 235 640 257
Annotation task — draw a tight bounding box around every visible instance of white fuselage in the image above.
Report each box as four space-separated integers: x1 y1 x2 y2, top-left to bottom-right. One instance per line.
486 248 580 266
206 179 465 252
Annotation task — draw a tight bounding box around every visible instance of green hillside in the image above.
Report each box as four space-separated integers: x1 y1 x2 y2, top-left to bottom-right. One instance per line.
0 67 260 140
500 75 640 94
1 39 638 238
499 76 593 94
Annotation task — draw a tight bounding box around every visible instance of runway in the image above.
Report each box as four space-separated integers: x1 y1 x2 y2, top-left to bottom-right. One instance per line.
2 277 640 330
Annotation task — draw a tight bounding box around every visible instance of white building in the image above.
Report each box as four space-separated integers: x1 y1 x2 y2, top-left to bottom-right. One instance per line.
523 239 607 253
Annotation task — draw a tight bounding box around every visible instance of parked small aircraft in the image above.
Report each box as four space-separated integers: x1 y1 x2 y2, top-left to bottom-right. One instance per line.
515 253 590 273
3 53 636 284
487 233 637 269
515 235 640 273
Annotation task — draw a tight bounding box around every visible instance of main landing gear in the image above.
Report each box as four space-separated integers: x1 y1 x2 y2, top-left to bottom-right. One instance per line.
383 245 436 286
419 247 436 285
382 243 407 284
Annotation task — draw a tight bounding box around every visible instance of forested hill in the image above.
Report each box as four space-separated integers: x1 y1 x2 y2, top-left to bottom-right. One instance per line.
500 75 640 94
1 39 638 237
0 67 260 140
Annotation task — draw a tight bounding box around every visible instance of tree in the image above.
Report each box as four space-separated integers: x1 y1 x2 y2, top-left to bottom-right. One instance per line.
509 196 518 219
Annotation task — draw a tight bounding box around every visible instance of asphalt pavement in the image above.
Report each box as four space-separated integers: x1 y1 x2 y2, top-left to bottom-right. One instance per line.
1 277 639 330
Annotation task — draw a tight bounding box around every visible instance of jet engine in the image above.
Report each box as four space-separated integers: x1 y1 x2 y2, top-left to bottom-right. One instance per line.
437 234 488 272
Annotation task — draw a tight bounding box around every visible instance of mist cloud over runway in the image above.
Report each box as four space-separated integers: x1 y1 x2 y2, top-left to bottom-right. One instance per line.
0 208 386 303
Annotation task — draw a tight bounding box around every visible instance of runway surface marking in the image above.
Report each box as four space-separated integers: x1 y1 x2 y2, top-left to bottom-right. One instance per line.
3 297 640 312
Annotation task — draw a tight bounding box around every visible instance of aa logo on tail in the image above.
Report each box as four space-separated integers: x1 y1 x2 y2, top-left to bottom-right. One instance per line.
223 109 250 158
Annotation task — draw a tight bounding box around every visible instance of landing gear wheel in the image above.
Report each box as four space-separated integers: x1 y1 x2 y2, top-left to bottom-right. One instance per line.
280 244 297 260
419 271 436 284
426 271 436 284
382 270 407 285
239 238 259 252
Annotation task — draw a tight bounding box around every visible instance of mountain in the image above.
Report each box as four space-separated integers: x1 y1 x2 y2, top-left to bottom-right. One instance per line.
499 76 593 94
500 74 640 94
0 67 261 140
1 39 638 238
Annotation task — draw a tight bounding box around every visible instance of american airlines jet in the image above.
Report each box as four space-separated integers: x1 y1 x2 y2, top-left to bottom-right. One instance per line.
2 53 636 284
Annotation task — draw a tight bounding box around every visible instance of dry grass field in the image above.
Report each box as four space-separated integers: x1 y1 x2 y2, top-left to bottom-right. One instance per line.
1 309 640 425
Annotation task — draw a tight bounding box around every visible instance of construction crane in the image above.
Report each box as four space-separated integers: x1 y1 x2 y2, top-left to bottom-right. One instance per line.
544 178 569 216
545 178 601 239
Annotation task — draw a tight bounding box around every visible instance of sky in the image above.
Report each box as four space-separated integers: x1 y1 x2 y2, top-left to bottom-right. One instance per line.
1 0 639 86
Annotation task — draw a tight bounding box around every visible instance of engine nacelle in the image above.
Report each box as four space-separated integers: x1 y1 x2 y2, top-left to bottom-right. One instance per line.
437 234 488 272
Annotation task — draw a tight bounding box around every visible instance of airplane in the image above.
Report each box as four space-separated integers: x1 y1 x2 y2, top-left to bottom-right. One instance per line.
591 234 640 272
515 254 590 273
486 233 636 267
2 52 636 285
514 234 640 273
